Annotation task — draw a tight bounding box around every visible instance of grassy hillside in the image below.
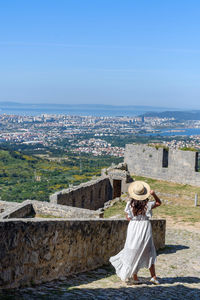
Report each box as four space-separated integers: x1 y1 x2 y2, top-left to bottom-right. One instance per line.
104 175 200 224
0 149 122 202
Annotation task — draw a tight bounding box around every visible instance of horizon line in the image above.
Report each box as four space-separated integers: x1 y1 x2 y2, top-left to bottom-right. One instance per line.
0 101 193 110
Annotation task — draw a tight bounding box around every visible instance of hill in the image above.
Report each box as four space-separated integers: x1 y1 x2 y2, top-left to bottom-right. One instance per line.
140 110 200 121
0 148 121 202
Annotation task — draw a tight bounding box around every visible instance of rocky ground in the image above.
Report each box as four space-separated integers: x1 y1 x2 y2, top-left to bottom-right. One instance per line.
1 224 200 300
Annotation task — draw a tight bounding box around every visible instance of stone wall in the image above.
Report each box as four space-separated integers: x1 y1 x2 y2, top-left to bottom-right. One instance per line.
0 200 19 214
0 202 35 219
50 163 133 210
0 200 102 219
0 218 165 289
50 177 113 210
151 219 166 251
101 162 133 195
125 144 200 186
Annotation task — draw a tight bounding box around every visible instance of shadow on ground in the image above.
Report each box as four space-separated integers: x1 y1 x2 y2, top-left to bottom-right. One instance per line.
161 276 200 284
1 262 200 300
0 243 194 300
1 284 200 300
157 244 189 255
0 244 195 300
137 276 200 285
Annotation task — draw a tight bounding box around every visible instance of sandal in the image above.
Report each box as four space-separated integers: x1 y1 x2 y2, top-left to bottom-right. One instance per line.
126 278 141 285
150 277 160 285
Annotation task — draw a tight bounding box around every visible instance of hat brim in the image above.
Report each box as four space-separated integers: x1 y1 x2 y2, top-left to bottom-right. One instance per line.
128 181 150 201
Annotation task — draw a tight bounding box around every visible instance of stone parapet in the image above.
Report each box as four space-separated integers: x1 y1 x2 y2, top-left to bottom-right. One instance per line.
0 200 101 219
50 177 113 210
151 218 166 250
0 218 165 289
0 200 19 214
50 163 133 210
32 200 102 218
0 202 35 219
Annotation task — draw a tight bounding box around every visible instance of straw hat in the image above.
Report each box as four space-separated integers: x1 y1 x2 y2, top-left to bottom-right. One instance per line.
128 181 150 201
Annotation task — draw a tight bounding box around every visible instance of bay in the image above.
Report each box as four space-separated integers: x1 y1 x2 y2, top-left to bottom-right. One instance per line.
147 128 200 137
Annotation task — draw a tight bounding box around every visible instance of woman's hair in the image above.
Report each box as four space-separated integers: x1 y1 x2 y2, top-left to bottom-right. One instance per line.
130 198 149 216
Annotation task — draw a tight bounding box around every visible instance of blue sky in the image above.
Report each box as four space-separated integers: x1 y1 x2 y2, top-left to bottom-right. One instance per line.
0 0 200 108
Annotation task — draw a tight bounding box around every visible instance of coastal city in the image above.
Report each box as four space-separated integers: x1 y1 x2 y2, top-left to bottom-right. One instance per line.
1 113 200 156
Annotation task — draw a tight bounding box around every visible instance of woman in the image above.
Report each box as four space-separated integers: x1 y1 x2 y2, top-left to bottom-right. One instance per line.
109 180 161 284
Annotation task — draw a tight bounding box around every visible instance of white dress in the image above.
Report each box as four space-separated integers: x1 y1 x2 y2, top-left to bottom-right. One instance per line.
109 201 156 281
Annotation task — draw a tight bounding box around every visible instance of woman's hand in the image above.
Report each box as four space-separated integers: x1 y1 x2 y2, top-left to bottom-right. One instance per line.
150 190 161 208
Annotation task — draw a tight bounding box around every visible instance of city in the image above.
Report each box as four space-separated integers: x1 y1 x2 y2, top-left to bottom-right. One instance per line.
1 113 200 157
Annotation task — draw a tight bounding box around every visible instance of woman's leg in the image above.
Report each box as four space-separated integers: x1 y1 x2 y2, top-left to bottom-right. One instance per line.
149 264 160 284
133 273 138 281
149 264 156 279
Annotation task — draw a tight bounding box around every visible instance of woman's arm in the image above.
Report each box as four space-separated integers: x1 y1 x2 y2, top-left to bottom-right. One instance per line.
150 190 161 209
125 213 132 221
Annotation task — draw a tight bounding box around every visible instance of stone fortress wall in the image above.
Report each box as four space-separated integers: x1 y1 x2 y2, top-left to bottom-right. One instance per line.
0 161 166 289
50 163 133 209
0 218 166 289
125 144 200 187
50 177 112 210
2 145 198 289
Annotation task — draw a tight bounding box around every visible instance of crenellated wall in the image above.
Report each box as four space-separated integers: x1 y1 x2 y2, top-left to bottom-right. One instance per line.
125 144 200 186
0 218 166 289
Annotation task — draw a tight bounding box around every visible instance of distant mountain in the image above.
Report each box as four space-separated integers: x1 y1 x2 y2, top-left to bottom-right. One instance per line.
0 102 178 110
140 110 200 121
0 101 174 108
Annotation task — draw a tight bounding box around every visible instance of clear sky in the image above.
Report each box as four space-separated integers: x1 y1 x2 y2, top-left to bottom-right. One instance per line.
0 0 200 108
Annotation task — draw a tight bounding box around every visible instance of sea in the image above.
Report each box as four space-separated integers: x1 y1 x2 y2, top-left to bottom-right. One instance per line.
0 103 172 117
1 102 200 137
146 128 200 137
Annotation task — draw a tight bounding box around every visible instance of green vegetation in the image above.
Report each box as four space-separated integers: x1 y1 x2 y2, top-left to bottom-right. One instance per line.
147 143 169 150
0 149 122 202
152 202 200 223
133 175 200 196
104 200 126 218
102 135 175 148
35 214 62 218
104 175 200 224
141 110 200 121
179 147 197 152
